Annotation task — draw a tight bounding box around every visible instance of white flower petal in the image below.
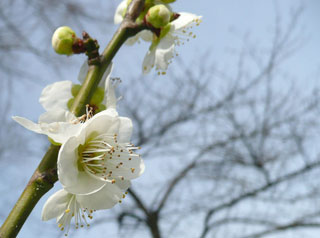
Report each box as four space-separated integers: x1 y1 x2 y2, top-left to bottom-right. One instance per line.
102 62 113 88
171 12 201 31
139 158 145 176
105 78 117 110
125 34 140 46
77 61 89 84
104 63 117 109
13 114 81 144
115 179 131 190
66 171 106 195
44 122 83 144
102 108 119 117
118 117 133 143
39 81 73 111
126 30 153 45
111 156 144 180
12 116 42 134
57 136 80 186
155 36 175 70
142 48 156 74
41 189 71 221
81 109 120 139
140 30 154 42
38 110 76 124
77 180 130 210
114 0 127 24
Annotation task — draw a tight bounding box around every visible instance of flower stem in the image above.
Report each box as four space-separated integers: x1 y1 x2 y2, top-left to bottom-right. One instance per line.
0 144 59 238
0 1 145 237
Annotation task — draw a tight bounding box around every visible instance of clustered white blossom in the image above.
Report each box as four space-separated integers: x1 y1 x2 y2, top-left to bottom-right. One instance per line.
114 0 202 74
12 0 201 236
13 63 144 235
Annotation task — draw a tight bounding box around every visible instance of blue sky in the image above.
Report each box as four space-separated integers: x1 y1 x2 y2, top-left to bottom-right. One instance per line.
2 0 320 237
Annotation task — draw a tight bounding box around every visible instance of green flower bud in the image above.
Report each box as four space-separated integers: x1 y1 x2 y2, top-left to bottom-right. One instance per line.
71 84 81 97
51 26 77 55
67 98 75 111
90 86 105 105
146 4 172 29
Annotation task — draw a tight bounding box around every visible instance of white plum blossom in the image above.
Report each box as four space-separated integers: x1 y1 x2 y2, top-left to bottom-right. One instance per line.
57 108 144 195
35 62 144 234
42 180 130 235
12 62 113 144
114 0 153 45
142 12 202 74
41 61 113 112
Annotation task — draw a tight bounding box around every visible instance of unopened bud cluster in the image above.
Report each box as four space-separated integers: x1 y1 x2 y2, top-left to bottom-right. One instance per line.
51 26 78 55
145 4 172 28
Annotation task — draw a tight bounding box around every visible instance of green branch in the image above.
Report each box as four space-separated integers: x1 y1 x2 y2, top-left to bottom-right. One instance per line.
0 1 145 237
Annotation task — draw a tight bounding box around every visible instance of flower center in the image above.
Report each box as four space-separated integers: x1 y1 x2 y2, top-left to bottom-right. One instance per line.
80 133 140 182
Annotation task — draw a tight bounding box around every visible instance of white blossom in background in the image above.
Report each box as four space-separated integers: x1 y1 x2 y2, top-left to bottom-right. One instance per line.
113 0 202 74
114 0 153 45
57 108 144 195
142 12 202 74
42 179 130 235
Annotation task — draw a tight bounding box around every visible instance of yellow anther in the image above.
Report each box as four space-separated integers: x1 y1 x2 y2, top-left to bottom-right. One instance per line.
112 179 116 184
65 209 70 213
